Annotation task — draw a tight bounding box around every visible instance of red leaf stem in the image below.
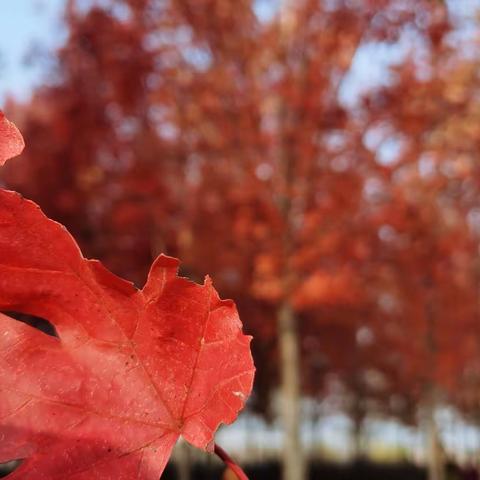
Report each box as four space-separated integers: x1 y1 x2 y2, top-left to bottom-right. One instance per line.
214 443 249 480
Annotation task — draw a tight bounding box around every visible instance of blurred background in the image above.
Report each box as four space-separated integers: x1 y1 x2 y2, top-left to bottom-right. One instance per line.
2 1 480 479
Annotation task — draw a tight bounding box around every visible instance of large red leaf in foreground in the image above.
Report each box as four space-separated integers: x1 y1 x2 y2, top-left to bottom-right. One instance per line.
0 170 254 477
0 111 24 165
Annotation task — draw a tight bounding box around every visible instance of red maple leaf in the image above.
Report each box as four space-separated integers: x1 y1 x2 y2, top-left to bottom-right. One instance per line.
0 111 24 165
0 115 254 479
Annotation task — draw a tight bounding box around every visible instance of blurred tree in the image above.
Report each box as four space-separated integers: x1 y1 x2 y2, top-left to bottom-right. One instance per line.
358 12 480 476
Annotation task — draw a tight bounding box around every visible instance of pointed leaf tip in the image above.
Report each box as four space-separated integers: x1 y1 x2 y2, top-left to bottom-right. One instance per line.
0 111 25 165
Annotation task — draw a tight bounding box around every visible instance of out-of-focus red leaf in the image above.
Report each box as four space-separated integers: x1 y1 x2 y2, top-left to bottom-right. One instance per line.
0 111 24 165
0 189 254 479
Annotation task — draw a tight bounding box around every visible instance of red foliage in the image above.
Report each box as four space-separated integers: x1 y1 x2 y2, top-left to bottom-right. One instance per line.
0 115 254 478
0 110 24 165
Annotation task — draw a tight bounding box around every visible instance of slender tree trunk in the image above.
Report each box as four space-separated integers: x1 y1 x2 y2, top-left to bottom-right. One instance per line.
352 415 365 460
424 400 444 480
350 386 366 460
423 277 444 480
275 3 307 479
278 301 306 480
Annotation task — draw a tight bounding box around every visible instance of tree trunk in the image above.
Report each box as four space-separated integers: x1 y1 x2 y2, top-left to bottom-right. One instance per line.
350 386 367 461
278 301 306 480
422 277 444 480
352 414 365 460
424 401 444 480
276 3 306 478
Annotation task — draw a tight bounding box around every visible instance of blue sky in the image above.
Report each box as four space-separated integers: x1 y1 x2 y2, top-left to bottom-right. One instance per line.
1 0 479 106
2 0 474 107
0 0 65 103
